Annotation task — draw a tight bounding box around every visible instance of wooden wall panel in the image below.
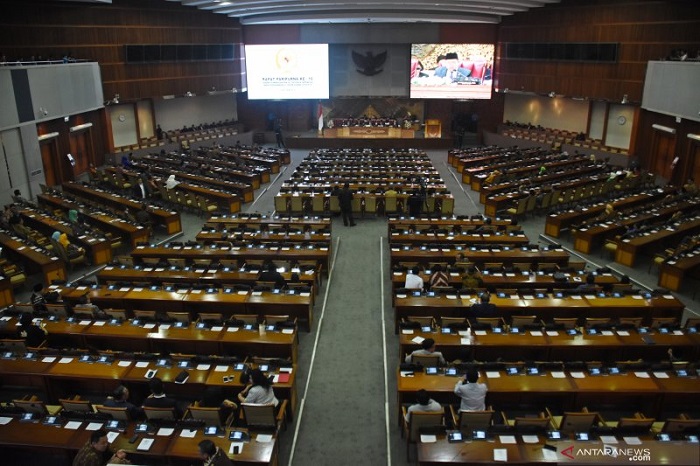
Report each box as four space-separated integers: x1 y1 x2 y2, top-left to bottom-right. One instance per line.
0 0 243 101
497 0 700 102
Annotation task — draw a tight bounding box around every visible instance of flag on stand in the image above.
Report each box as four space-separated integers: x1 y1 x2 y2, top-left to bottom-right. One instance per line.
317 103 324 132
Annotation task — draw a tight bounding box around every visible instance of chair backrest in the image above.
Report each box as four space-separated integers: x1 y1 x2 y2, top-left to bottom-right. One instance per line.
104 309 128 320
188 405 225 427
254 281 276 291
406 316 434 327
143 406 176 420
585 318 611 328
60 398 93 412
133 310 157 321
411 353 440 367
166 312 191 323
616 416 655 434
511 315 537 328
408 411 444 441
14 397 48 415
651 317 678 328
96 405 130 421
617 317 642 328
662 417 700 434
241 403 276 429
473 317 504 329
684 317 700 329
559 411 598 433
265 315 291 325
553 318 578 329
198 313 223 324
0 339 27 353
456 410 494 433
441 317 467 328
232 314 259 325
514 415 552 432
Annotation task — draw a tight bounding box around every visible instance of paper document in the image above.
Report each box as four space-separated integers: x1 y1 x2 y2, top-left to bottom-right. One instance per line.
157 427 174 436
499 435 517 444
64 421 82 430
494 448 508 462
256 434 273 443
180 429 197 438
420 434 437 443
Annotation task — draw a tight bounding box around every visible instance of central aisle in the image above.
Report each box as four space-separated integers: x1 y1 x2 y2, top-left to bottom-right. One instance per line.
288 218 391 465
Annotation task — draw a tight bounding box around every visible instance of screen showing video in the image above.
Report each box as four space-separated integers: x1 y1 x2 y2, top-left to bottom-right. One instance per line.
410 44 494 99
245 44 329 99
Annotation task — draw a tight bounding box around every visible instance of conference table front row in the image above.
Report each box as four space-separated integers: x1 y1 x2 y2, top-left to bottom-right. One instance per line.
49 284 314 331
397 368 699 424
394 291 685 333
0 354 297 419
0 416 279 465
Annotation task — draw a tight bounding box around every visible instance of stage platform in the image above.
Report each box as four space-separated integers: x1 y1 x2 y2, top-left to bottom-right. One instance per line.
285 132 454 149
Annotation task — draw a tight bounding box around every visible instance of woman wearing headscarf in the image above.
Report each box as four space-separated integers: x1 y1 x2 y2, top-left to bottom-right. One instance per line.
165 174 180 190
68 209 79 224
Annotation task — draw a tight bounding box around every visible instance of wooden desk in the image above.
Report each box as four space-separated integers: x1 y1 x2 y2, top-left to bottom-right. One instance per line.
131 244 331 273
390 246 569 268
20 209 113 265
397 370 698 420
544 188 675 238
391 270 619 292
62 182 182 234
37 193 151 248
55 285 313 331
615 217 700 268
658 252 700 291
388 232 529 246
393 293 684 333
0 277 14 308
418 435 700 465
206 214 332 230
0 232 66 286
399 328 700 363
97 265 318 291
0 418 279 465
196 230 331 245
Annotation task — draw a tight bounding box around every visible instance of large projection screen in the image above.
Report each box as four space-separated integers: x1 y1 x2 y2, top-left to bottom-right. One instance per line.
410 44 494 99
244 44 329 100
642 61 700 123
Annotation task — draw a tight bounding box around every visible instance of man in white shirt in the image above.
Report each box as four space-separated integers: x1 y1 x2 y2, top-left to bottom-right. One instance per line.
454 369 488 411
405 389 443 422
404 267 424 290
405 338 447 365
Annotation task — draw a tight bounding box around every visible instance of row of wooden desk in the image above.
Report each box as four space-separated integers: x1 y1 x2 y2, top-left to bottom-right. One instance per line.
62 182 182 234
54 285 314 331
391 270 618 291
274 192 456 216
615 216 700 268
659 250 700 292
97 265 319 291
37 193 151 248
418 434 699 465
389 231 529 246
206 214 332 229
398 326 700 362
397 369 699 421
0 315 298 362
130 244 330 276
0 418 279 465
544 188 675 238
390 246 570 267
572 200 699 256
393 293 684 333
0 354 297 418
0 232 66 286
19 209 113 265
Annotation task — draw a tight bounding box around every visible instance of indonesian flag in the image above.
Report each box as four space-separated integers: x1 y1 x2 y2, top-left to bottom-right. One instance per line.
317 102 323 132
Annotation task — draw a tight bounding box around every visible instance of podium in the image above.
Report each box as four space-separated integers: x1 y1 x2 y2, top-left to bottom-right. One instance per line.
425 119 442 138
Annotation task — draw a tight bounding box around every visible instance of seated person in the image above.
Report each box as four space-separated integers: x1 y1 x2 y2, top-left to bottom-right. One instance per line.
454 369 488 411
461 266 484 290
57 232 85 258
404 267 424 290
404 389 443 422
237 368 279 407
199 386 237 420
258 262 286 289
30 283 48 314
428 264 449 289
404 338 446 365
197 439 233 466
469 293 497 317
17 313 47 348
73 428 129 466
104 385 144 420
575 273 597 292
142 377 180 418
